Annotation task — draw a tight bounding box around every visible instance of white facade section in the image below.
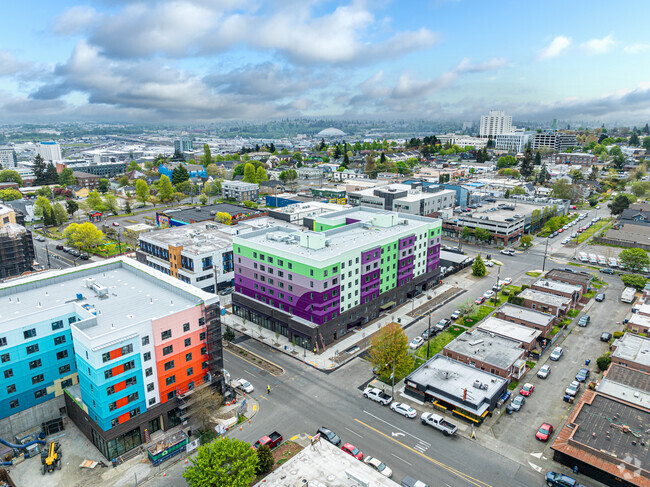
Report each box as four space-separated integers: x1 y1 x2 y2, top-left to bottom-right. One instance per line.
37 141 62 161
339 249 361 312
480 111 512 138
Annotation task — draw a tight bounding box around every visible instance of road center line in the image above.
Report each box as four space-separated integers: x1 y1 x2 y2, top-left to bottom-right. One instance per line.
391 453 412 466
363 410 431 446
344 427 363 438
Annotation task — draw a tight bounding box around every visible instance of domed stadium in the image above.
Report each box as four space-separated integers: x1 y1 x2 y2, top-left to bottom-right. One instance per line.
316 127 346 137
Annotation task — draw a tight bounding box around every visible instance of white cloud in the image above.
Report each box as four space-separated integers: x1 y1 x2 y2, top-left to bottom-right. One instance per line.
580 34 615 54
53 6 99 35
624 43 650 54
535 36 572 60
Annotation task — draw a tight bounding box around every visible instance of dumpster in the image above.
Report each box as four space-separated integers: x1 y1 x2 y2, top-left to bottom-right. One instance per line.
147 431 190 466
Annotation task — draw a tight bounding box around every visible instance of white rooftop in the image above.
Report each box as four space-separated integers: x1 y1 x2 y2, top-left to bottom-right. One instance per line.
533 279 582 295
254 439 399 487
611 333 650 368
269 201 349 215
444 329 525 369
478 317 541 344
497 303 555 326
518 289 571 307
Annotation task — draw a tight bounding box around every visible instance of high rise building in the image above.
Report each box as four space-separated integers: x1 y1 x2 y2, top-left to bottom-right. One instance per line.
36 141 62 161
174 136 193 154
479 111 512 139
0 258 224 460
0 147 17 168
231 207 441 350
0 205 35 279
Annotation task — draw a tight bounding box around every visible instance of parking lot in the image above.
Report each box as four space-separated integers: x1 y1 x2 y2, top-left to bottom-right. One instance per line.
491 275 629 457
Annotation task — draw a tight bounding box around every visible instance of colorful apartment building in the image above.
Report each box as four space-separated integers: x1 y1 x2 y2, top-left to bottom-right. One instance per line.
231 207 441 349
0 258 223 461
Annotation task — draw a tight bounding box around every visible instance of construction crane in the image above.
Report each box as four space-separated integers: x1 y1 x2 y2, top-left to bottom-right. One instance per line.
40 441 61 475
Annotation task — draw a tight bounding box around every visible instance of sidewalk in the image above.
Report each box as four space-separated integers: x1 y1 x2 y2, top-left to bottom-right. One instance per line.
223 282 463 371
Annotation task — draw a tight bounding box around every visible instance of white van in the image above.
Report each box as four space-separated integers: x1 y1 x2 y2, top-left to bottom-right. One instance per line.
588 254 598 264
597 256 607 266
578 252 588 263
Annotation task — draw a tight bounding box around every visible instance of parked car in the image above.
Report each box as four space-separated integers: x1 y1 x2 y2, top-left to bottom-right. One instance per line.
502 278 512 285
561 238 570 244
450 310 462 320
475 296 486 305
575 368 590 382
500 249 515 256
253 431 283 450
233 378 254 393
401 475 429 487
485 260 494 267
112 222 120 227
317 427 341 447
80 254 89 260
409 337 424 349
507 395 526 412
36 235 46 242
390 402 417 418
600 268 615 274
550 347 564 361
363 387 392 405
421 328 434 340
341 443 363 460
56 245 64 250
536 422 554 442
364 456 392 478
595 293 606 302
578 315 590 327
520 383 535 397
545 471 586 487
219 288 234 296
600 332 613 342
483 290 494 299
565 381 581 397
537 364 551 379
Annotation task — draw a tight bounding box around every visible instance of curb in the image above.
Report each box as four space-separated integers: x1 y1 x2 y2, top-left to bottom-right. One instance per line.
226 343 285 376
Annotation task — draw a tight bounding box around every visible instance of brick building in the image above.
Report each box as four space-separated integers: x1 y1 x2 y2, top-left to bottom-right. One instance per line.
494 303 555 336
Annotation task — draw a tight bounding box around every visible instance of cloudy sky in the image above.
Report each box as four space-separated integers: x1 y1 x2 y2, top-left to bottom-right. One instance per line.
2 0 650 123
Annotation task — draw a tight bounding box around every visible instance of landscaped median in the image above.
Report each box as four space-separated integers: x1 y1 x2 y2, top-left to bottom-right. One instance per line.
575 218 612 244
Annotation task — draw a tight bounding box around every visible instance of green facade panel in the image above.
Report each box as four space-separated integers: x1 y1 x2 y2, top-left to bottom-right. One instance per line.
380 242 398 294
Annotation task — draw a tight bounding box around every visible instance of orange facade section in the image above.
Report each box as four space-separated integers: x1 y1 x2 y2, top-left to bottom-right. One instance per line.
111 364 124 377
114 381 126 393
168 245 183 278
118 412 130 424
157 341 206 403
116 397 128 409
109 348 122 360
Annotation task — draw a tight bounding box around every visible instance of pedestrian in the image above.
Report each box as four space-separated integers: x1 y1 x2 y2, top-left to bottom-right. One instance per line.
267 385 270 394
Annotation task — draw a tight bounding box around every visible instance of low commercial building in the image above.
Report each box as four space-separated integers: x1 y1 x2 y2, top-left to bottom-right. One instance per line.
0 205 35 280
311 187 347 200
268 201 350 227
442 329 527 380
158 162 207 179
72 171 101 190
348 183 455 216
531 132 577 152
610 333 650 372
545 268 593 293
494 303 555 336
221 181 259 202
551 364 650 487
517 289 571 317
477 317 542 352
404 354 508 425
531 279 582 302
56 160 127 178
156 203 267 227
443 207 525 246
551 153 598 165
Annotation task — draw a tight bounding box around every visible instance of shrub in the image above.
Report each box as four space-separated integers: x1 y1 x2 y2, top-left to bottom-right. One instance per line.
256 445 274 474
597 355 612 372
520 284 530 291
613 331 624 339
501 289 510 296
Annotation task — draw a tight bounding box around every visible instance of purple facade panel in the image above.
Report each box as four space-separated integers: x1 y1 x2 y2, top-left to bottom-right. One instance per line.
361 246 381 263
346 218 361 225
360 270 381 301
399 235 415 250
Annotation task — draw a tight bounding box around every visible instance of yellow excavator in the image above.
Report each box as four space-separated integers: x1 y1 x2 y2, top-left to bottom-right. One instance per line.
40 441 61 475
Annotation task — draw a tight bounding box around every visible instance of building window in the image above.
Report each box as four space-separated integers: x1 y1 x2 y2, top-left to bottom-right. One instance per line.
121 344 133 355
10 399 18 409
144 352 151 361
145 367 153 377
23 328 37 339
29 359 42 369
0 354 8 363
185 352 192 362
35 389 47 399
68 316 76 325
54 335 66 346
183 323 190 332
7 384 16 394
162 345 173 356
184 338 191 347
187 367 193 376
149 398 156 406
59 364 71 375
32 374 44 384
164 360 174 371
3 369 12 379
61 378 73 388
161 330 172 340
0 338 6 347
142 336 150 346
198 317 205 326
167 391 176 400
26 344 39 355
165 376 176 386
56 350 68 360
51 321 64 331
199 332 206 341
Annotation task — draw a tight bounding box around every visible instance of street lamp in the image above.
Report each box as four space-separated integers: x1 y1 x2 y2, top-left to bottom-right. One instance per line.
426 310 432 359
492 266 500 306
542 237 549 272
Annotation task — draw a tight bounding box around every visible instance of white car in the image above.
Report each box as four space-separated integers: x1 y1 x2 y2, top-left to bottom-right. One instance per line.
363 387 392 405
485 260 494 267
537 364 551 379
234 378 254 393
502 277 512 285
364 456 392 478
500 249 515 256
390 402 417 418
483 290 494 299
561 238 570 244
409 336 424 349
565 380 581 397
550 347 564 361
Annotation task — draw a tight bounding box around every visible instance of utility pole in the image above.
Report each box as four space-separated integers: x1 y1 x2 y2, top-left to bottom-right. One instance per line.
542 237 549 272
426 311 432 359
492 265 500 306
45 244 51 269
391 358 396 398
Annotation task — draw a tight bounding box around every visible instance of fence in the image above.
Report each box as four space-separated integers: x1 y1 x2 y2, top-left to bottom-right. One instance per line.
593 236 650 251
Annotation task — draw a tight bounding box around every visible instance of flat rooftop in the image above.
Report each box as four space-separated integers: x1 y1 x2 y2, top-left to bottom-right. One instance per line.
407 354 507 416
533 279 582 295
160 203 265 222
597 365 650 409
518 289 571 307
478 317 541 344
460 207 525 224
546 268 592 284
0 258 216 339
268 201 349 215
497 303 555 326
444 329 524 369
140 221 235 253
254 440 398 487
350 183 412 196
611 333 650 368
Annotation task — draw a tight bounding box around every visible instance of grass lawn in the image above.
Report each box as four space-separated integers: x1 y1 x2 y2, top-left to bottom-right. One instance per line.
560 318 572 327
526 360 536 370
549 325 561 338
508 380 520 391
525 271 542 277
584 290 596 299
576 219 612 244
567 309 580 318
89 241 131 257
415 325 468 361
460 306 494 327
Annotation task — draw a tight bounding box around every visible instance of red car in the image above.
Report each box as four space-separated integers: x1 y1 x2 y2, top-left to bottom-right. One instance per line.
536 422 553 442
342 443 363 460
475 296 486 305
520 383 535 397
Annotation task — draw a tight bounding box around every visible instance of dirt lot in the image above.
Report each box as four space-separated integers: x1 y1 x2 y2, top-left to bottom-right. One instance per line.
252 441 302 485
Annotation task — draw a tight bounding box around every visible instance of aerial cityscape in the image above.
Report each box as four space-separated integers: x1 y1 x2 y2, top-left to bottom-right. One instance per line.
1 1 650 487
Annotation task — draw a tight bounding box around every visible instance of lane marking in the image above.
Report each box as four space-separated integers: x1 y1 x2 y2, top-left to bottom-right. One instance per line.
527 462 544 474
344 427 363 438
391 453 412 466
363 410 431 446
354 418 492 487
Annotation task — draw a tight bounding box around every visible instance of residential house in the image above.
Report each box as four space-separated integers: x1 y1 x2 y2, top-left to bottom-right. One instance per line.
477 317 542 352
610 333 650 373
494 303 555 336
545 268 592 294
517 289 571 317
531 279 582 302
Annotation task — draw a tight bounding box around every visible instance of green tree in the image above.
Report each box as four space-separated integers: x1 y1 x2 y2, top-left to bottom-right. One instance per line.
0 189 22 201
537 163 550 184
172 165 190 185
619 248 650 272
620 273 648 291
33 154 47 183
206 163 219 176
612 153 626 170
472 254 487 277
588 196 598 207
34 195 52 220
631 181 649 197
497 155 517 168
608 194 630 215
63 222 104 249
474 228 493 242
198 194 208 205
256 445 274 474
86 190 104 211
52 202 68 225
243 163 257 184
158 175 174 202
643 137 650 151
128 160 140 171
0 169 23 186
183 437 258 487
216 212 232 225
630 133 640 146
551 179 573 200
223 326 235 343
256 166 268 183
368 322 414 382
291 151 303 162
520 234 533 247
44 163 59 184
135 179 150 205
124 200 132 214
462 226 474 240
504 189 510 199
596 355 612 372
98 178 109 193
118 175 129 187
103 194 119 215
519 148 534 178
511 186 526 195
65 199 79 218
200 144 212 167
57 168 75 186
534 151 542 165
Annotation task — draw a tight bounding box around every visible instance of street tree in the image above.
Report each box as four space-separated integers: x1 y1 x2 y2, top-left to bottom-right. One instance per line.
620 273 647 291
172 165 190 185
608 194 630 215
86 190 104 211
368 322 414 382
256 166 268 183
63 222 104 250
256 445 274 474
0 189 22 201
65 200 79 218
191 387 222 431
199 194 208 205
34 196 52 220
135 179 150 205
124 200 132 214
243 163 257 183
472 254 487 277
52 202 68 225
103 194 119 215
157 175 174 202
462 226 473 240
183 437 258 487
619 248 650 272
0 169 23 186
474 228 493 242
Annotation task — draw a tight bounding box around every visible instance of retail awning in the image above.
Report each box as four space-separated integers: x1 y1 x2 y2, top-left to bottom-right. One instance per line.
380 301 396 310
